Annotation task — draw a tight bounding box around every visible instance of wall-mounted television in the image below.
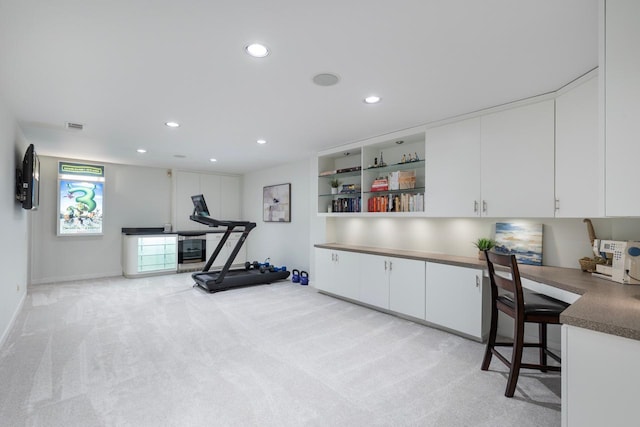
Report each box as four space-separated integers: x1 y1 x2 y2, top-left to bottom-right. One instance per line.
15 144 40 210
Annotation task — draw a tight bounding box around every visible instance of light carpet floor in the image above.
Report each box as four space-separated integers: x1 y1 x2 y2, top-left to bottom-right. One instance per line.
0 274 561 426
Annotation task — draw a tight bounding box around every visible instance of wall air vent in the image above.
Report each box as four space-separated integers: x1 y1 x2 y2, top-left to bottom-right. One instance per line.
66 122 84 130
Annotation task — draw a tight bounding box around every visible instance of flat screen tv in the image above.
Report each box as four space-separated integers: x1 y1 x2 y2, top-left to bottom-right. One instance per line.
191 194 210 216
16 144 40 210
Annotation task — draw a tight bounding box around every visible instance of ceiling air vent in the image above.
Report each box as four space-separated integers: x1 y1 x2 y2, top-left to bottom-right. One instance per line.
66 122 84 130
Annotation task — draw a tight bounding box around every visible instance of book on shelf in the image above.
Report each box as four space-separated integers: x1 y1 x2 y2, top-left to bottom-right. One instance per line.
331 197 361 213
371 178 389 192
367 193 424 213
336 166 362 174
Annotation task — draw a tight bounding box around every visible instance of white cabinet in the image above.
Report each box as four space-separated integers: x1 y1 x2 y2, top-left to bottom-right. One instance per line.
425 118 481 217
562 325 640 427
175 171 203 231
425 262 489 340
359 254 391 309
480 100 556 217
220 175 242 219
122 234 177 277
174 171 241 231
206 232 247 268
388 257 426 319
321 249 425 318
425 100 555 218
604 0 640 216
314 248 360 299
555 75 602 217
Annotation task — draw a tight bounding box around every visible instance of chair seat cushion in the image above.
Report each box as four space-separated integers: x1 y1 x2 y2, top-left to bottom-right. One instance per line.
498 289 569 315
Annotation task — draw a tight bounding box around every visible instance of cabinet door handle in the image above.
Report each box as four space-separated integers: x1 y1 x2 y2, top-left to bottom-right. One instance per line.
331 253 335 262
476 275 480 288
482 200 487 214
474 200 478 213
384 260 387 271
389 261 392 271
555 199 560 212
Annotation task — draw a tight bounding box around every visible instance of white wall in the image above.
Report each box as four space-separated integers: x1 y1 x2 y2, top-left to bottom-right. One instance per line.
0 99 28 347
242 159 311 273
30 156 173 284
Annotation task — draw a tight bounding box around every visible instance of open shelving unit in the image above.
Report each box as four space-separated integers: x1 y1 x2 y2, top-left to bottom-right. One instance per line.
317 148 362 214
317 131 426 215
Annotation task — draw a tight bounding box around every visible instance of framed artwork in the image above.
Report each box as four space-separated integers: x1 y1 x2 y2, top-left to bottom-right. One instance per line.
57 162 105 236
263 183 291 222
494 222 543 266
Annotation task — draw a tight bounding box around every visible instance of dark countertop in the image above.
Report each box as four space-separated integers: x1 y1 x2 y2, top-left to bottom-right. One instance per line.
121 227 233 235
315 243 640 341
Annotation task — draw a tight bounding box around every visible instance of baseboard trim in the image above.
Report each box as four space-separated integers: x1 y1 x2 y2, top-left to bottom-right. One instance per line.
0 290 27 351
30 271 123 285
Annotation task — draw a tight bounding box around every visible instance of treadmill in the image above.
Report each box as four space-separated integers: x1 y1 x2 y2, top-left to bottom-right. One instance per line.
189 194 290 292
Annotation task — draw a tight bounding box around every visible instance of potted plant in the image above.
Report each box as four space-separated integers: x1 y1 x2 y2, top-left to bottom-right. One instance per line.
473 237 496 260
330 178 340 194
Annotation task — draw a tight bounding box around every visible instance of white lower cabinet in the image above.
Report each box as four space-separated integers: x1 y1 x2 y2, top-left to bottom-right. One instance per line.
314 248 360 300
359 254 426 318
315 248 488 340
562 325 640 427
206 233 247 268
388 257 426 319
122 234 177 277
425 262 489 340
359 254 391 309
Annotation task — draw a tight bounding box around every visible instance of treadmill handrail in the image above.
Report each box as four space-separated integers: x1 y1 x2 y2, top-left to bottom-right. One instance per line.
190 214 256 284
189 214 256 229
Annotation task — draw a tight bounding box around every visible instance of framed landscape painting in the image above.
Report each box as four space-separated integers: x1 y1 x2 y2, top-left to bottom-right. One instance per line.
494 222 543 266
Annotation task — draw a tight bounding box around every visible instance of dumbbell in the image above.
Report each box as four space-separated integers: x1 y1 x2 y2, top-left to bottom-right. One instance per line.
300 271 309 286
244 261 251 270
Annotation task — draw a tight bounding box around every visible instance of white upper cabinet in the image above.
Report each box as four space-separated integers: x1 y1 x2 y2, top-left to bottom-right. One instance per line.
605 0 640 216
220 175 242 220
425 118 481 217
555 75 602 218
175 171 203 231
480 100 556 218
173 171 241 231
425 100 555 218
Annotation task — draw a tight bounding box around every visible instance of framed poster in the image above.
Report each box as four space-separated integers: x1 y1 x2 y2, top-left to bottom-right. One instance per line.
58 162 105 236
263 183 290 222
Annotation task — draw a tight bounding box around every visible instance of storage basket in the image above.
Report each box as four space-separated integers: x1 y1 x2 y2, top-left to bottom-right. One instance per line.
579 256 605 272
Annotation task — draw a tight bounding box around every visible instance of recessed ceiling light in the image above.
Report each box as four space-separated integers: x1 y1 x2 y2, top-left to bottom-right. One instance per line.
137 149 147 153
257 139 267 145
165 121 180 128
364 96 381 104
209 158 217 162
246 43 269 58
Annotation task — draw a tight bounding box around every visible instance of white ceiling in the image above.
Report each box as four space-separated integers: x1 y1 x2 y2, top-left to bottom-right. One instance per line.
0 0 599 175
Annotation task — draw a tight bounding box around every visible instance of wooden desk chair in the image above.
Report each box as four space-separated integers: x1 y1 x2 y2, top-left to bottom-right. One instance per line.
482 249 569 397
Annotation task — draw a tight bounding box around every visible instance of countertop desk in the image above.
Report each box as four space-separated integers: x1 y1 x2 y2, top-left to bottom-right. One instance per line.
315 243 640 342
